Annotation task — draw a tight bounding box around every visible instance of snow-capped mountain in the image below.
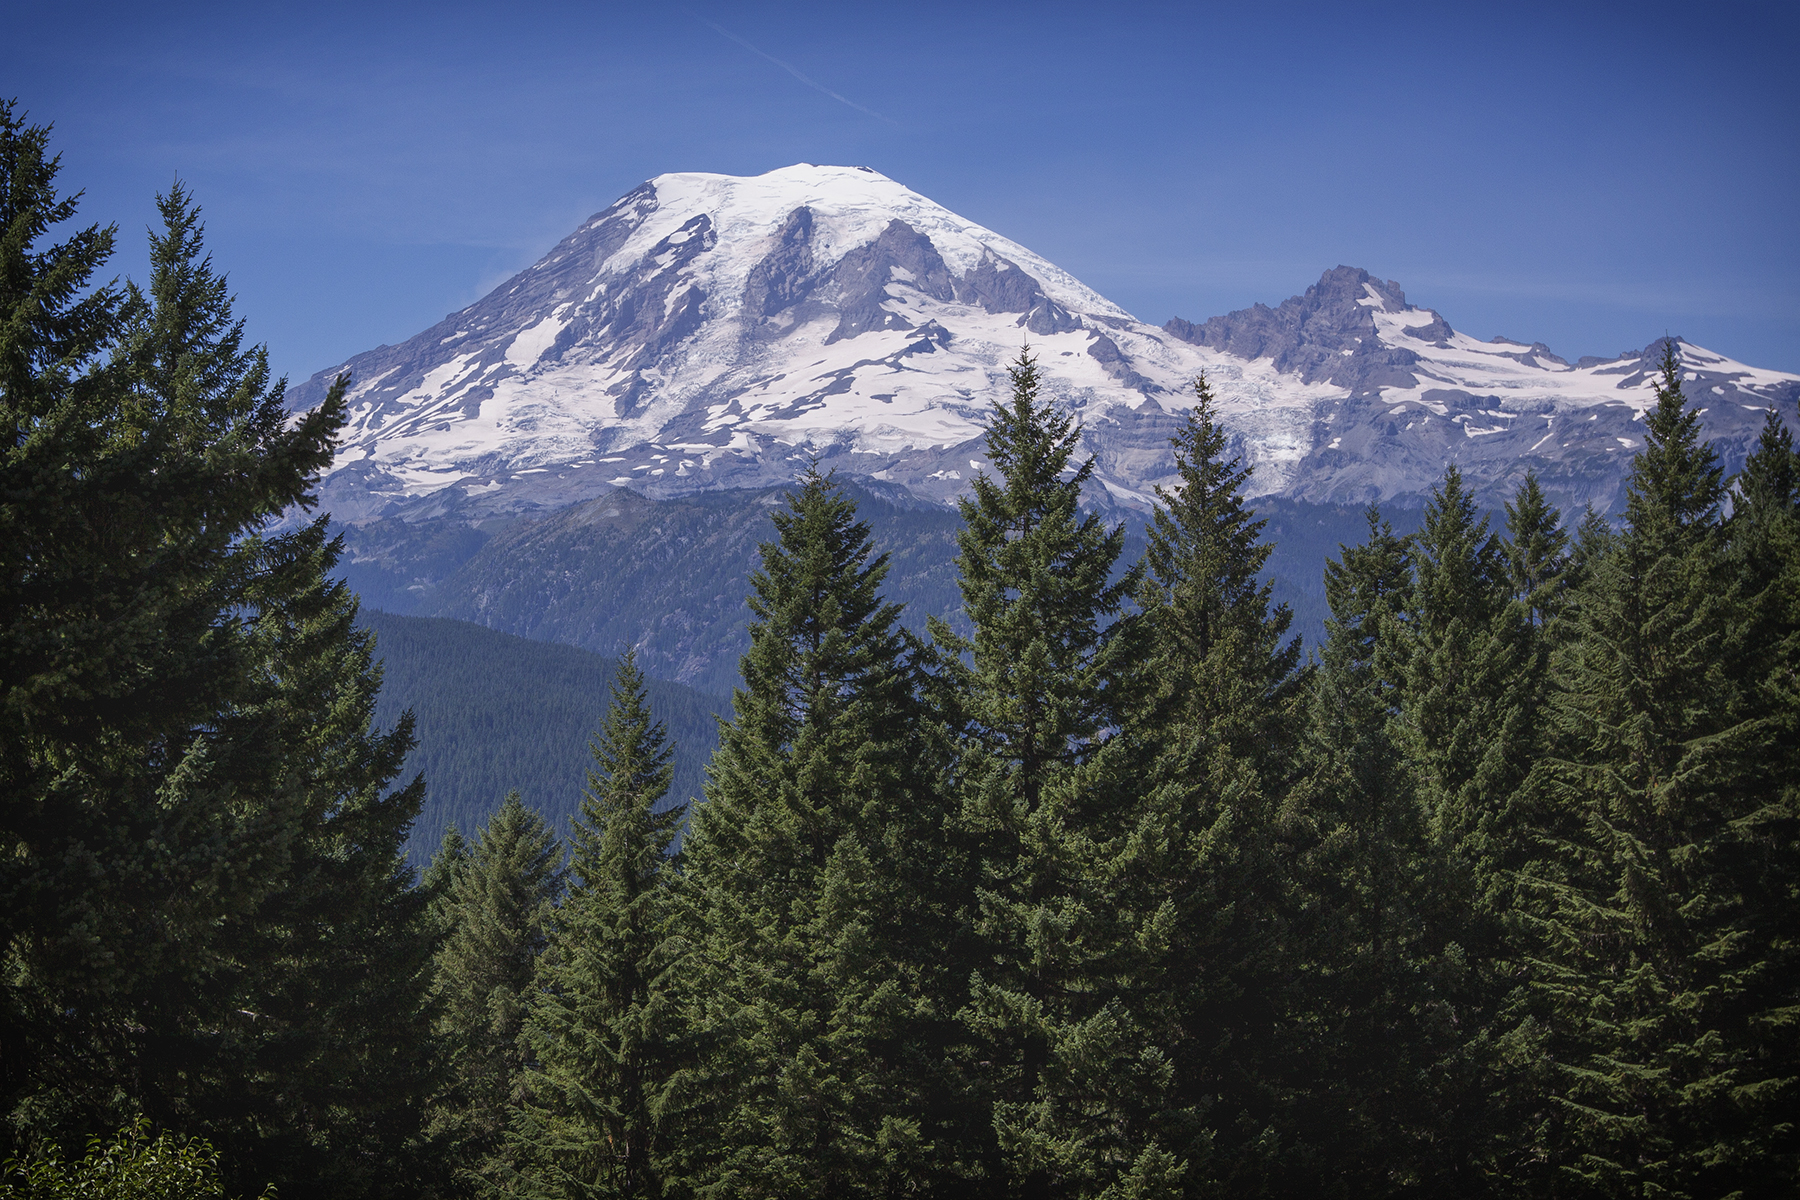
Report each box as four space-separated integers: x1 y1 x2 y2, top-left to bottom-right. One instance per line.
288 165 1798 522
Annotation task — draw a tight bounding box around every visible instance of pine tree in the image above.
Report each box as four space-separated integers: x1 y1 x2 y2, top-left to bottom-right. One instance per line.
1140 373 1308 774
514 649 685 1200
1130 375 1307 1191
432 793 564 1175
1396 465 1511 850
423 825 473 935
1730 405 1800 601
677 469 955 1198
1278 507 1476 1192
934 349 1184 1199
158 522 440 1198
1516 342 1799 1195
1 116 437 1194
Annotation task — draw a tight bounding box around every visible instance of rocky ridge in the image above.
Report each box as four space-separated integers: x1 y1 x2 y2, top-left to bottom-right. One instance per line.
287 165 1799 520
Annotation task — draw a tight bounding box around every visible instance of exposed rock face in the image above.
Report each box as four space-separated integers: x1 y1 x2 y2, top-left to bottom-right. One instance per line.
1165 266 1426 394
289 168 1798 524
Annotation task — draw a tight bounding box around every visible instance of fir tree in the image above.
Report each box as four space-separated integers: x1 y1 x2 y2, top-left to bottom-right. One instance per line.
1729 404 1800 603
678 469 954 1198
1 115 436 1194
1504 474 1574 636
423 825 473 936
432 793 564 1176
1280 508 1472 1193
1140 373 1307 773
1517 342 1799 1195
1130 375 1307 1191
514 649 685 1200
184 524 440 1199
937 349 1182 1198
1396 465 1511 850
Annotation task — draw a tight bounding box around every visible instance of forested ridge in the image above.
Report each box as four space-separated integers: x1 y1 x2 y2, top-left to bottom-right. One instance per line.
333 474 1401 698
4 106 1797 1198
357 611 725 860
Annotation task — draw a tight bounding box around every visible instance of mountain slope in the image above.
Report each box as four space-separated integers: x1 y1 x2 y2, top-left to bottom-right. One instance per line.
360 611 726 860
340 483 1406 695
344 483 972 695
287 165 1800 519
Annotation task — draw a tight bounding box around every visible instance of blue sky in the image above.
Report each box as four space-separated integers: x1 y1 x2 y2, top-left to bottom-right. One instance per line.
6 1 1796 384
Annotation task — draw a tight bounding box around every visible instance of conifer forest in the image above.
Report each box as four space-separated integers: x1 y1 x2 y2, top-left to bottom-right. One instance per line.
4 104 1797 1198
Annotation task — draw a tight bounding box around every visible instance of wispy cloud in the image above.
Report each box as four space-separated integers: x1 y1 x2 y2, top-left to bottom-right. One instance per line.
693 14 896 125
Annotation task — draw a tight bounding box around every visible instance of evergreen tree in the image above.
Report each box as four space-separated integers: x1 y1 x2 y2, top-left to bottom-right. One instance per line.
936 349 1182 1198
432 793 564 1176
197 539 441 1198
1504 474 1575 636
424 825 473 935
1281 508 1470 1193
678 469 955 1198
1516 343 1799 1195
1130 376 1306 1191
1395 465 1511 850
1140 373 1307 775
514 649 685 1199
1 109 333 1140
1 113 437 1194
1729 404 1800 601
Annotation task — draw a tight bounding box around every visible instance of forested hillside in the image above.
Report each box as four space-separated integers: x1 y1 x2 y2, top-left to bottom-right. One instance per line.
336 487 1408 695
359 611 725 858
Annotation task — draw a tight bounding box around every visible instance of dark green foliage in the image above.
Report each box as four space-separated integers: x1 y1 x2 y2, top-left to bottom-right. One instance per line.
935 350 1182 1198
1394 466 1514 851
1129 376 1309 1190
0 1119 272 1200
424 824 473 932
1141 374 1307 768
431 793 564 1175
358 611 724 859
1516 343 1799 1196
0 114 329 1139
1 111 437 1197
514 650 686 1199
1281 507 1468 1192
191 547 439 1198
681 467 955 1198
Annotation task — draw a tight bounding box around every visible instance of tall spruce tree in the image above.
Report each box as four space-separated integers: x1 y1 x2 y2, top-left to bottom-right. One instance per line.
677 469 955 1199
197 535 440 1198
514 650 685 1200
424 825 473 935
0 111 318 1140
935 349 1184 1199
1516 343 1799 1196
1140 373 1307 773
1131 375 1306 1192
432 792 564 1178
1281 508 1474 1193
1396 466 1512 850
1 113 438 1195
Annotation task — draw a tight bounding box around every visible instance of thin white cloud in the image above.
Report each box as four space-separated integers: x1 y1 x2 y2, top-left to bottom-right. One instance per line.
693 14 896 125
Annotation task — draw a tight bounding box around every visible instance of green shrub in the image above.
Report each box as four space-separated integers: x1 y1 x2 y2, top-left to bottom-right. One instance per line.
0 1120 273 1200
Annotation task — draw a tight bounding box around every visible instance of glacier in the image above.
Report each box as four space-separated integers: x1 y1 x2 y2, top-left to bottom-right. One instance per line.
286 164 1800 523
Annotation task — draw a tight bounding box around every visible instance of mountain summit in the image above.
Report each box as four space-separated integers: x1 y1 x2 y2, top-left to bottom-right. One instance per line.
290 166 1797 520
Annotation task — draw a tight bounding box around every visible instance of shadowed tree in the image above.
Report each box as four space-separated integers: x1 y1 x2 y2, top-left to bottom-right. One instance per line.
514 650 686 1200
